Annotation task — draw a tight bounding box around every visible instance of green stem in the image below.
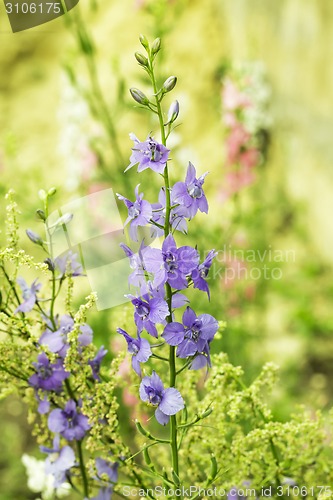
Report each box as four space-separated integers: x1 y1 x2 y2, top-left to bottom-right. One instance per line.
150 52 180 481
76 440 89 498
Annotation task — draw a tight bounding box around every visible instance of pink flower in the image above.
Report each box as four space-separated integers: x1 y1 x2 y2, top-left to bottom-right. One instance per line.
225 124 250 165
222 79 251 111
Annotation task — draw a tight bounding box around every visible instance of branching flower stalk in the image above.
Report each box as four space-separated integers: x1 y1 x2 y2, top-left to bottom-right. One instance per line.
116 34 219 495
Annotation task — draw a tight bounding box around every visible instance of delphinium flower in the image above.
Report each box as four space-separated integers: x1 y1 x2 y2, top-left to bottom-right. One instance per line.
151 187 188 235
172 162 209 219
48 399 90 441
162 307 219 368
126 133 170 173
117 184 153 241
92 458 119 500
139 371 184 425
191 249 218 299
142 233 199 290
120 242 149 294
39 314 93 357
55 250 84 278
15 277 41 313
127 293 169 338
40 435 76 488
22 453 71 498
117 328 152 376
88 346 108 381
29 352 69 392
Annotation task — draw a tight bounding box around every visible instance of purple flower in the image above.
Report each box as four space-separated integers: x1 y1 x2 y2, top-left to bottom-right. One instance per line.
117 328 152 376
139 371 184 425
117 185 153 241
126 133 170 174
128 293 169 338
26 229 43 245
142 234 199 290
172 162 209 218
37 394 50 414
39 315 93 358
15 277 41 313
152 187 188 235
40 435 75 488
48 399 90 441
29 353 69 392
191 250 217 299
120 242 149 294
148 281 189 309
162 307 218 363
88 346 108 381
55 250 84 277
92 458 119 500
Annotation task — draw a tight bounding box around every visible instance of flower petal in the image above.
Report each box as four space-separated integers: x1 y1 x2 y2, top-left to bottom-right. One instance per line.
162 323 185 346
159 387 184 415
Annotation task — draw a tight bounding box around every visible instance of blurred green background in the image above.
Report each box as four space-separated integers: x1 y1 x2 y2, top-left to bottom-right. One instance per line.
1 0 333 498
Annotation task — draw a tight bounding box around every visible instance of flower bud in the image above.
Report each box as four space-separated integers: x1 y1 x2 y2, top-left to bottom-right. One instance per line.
44 258 55 272
36 209 46 221
166 100 179 124
201 407 213 419
139 34 149 50
208 454 218 481
135 52 148 67
129 88 150 106
48 187 57 197
38 189 47 201
151 37 161 55
162 76 177 93
26 229 43 246
143 446 152 466
49 213 73 229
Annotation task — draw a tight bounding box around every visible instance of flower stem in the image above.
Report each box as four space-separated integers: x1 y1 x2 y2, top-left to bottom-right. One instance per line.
76 439 89 498
149 50 180 481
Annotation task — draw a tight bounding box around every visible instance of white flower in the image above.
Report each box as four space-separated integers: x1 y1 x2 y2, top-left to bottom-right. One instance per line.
21 454 71 499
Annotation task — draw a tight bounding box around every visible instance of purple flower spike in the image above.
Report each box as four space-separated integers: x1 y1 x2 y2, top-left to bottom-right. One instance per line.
15 277 41 314
48 399 90 441
139 371 184 425
117 328 152 376
162 306 218 363
39 315 93 358
55 250 84 278
126 133 170 174
92 458 119 500
191 249 217 299
142 234 199 291
89 346 108 381
41 435 75 488
117 185 153 241
172 162 209 219
128 293 169 338
29 352 69 392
